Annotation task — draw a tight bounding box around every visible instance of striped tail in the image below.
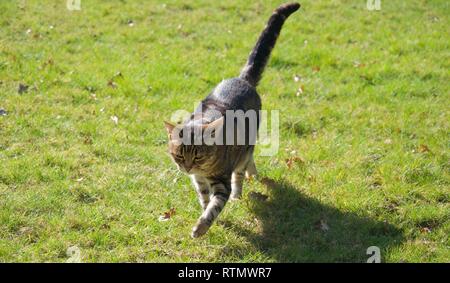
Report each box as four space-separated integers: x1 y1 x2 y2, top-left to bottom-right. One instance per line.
239 2 300 87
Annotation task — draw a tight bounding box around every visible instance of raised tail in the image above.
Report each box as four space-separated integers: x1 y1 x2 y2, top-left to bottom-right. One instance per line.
239 2 300 87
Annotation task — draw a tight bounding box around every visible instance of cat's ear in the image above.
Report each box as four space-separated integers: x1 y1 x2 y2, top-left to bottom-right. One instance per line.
203 116 224 140
164 121 175 135
207 116 224 129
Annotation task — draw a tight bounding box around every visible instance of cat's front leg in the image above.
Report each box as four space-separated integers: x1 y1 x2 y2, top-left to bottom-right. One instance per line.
191 180 231 238
191 175 210 211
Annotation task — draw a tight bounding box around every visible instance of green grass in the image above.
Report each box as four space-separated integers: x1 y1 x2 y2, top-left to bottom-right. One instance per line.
0 0 449 262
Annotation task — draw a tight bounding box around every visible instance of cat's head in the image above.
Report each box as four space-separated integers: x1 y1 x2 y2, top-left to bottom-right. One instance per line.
164 117 224 175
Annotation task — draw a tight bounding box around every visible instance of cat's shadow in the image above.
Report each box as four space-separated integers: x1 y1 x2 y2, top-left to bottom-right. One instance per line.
219 177 405 262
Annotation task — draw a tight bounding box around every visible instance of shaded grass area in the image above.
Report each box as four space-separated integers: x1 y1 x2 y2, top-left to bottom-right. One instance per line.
221 177 404 262
0 1 449 262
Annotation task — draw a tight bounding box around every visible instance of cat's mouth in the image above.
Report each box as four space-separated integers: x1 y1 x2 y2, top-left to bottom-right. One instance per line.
180 166 204 175
178 165 194 174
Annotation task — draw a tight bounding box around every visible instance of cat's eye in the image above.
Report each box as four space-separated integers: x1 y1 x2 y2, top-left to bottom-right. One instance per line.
175 154 183 159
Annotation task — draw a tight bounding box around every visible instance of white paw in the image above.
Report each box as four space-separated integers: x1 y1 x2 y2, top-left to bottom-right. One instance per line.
230 193 242 201
191 221 209 238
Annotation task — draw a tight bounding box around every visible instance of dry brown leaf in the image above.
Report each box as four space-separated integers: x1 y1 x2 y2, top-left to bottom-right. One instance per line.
371 180 382 188
248 192 268 202
107 80 117 88
308 175 317 183
421 227 431 234
296 85 304 96
18 83 29 94
285 156 305 169
260 177 278 189
315 219 329 232
159 208 176 222
312 66 320 72
353 61 366 68
418 144 431 153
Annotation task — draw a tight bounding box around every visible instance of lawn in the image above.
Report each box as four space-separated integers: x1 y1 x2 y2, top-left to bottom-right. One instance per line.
0 0 448 262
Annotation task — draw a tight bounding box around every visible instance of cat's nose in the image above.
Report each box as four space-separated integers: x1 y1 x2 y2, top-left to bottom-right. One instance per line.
184 164 192 172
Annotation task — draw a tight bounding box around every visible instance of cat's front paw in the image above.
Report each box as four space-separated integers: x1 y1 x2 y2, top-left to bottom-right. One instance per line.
191 221 210 238
230 192 242 200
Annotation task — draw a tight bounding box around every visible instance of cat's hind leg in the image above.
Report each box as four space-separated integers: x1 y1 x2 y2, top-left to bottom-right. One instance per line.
245 154 257 180
230 170 245 200
231 153 252 200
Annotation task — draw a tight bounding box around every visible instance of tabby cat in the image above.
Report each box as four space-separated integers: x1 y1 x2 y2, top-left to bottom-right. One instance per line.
164 3 301 238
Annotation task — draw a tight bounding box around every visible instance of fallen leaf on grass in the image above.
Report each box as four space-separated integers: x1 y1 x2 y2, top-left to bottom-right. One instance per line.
371 179 382 188
41 58 54 69
66 246 81 263
353 61 366 68
19 226 33 235
18 83 29 94
418 144 431 153
84 86 96 93
260 177 278 189
113 71 123 79
83 136 93 145
315 219 329 232
158 208 176 222
285 156 305 169
110 115 119 125
248 192 268 202
312 66 320 73
107 72 123 89
296 85 305 96
421 227 431 234
107 80 117 88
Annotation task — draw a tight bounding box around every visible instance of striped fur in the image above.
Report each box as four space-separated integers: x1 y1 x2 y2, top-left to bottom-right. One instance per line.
239 2 301 86
164 3 300 238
